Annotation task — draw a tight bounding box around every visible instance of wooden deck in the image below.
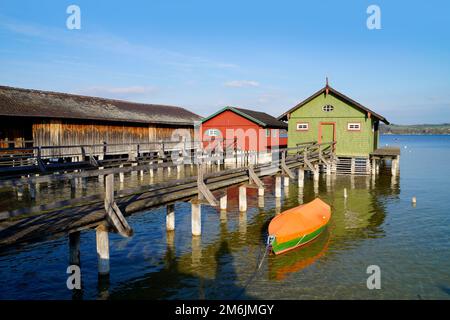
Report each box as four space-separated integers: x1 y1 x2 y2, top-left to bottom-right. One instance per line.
0 141 337 249
370 147 401 157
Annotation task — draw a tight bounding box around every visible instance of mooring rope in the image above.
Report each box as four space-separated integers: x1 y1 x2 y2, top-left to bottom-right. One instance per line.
234 241 271 299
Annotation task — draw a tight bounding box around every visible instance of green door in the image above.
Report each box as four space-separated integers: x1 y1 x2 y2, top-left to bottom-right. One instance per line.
319 123 335 143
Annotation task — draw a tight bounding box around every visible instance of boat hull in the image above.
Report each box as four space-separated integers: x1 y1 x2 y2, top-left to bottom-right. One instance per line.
268 198 331 255
271 224 326 255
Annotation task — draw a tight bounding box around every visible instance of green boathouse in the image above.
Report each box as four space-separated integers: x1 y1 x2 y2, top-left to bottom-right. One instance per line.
278 82 397 174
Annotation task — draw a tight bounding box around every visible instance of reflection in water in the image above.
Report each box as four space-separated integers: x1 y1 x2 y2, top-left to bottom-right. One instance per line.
258 196 264 208
269 230 330 281
275 198 281 214
191 236 202 267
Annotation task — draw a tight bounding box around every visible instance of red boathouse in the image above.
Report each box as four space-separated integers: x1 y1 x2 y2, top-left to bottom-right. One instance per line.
200 106 287 161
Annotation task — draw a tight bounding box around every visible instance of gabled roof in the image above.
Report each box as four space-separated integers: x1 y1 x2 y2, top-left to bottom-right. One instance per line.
202 106 288 129
0 85 201 126
277 85 389 124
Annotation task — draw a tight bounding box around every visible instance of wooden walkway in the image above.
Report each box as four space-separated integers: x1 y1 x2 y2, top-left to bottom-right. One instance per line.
0 140 338 280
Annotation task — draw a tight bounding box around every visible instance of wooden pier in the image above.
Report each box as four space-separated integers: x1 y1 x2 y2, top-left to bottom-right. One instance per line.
0 140 338 280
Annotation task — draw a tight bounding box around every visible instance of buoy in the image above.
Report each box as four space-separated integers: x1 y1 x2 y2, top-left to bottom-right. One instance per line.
412 196 417 204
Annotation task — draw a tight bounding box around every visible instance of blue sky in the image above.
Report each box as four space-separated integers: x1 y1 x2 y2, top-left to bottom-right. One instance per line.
0 0 449 124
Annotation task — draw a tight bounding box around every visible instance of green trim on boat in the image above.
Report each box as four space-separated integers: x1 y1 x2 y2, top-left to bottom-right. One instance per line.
271 225 327 254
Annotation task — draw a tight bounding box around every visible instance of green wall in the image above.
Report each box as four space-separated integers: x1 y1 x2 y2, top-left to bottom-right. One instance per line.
287 92 379 157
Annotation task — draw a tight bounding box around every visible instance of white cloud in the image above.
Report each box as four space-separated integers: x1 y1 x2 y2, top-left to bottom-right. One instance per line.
0 18 239 72
224 80 260 88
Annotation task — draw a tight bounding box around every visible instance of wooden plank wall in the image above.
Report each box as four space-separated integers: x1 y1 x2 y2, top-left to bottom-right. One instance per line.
32 119 194 158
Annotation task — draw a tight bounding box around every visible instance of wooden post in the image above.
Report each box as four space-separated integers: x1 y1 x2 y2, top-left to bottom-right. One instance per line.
298 168 304 188
239 185 247 212
313 164 319 181
96 225 110 276
69 231 81 266
391 157 398 176
119 165 124 183
351 158 355 175
166 204 175 231
191 202 201 236
275 175 282 198
258 187 264 196
371 158 376 176
283 176 289 187
326 164 331 176
220 194 227 211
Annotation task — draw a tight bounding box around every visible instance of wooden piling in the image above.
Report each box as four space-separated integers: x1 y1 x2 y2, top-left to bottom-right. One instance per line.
239 185 247 212
96 225 110 276
313 164 319 181
166 204 175 231
119 165 124 183
283 176 289 187
298 168 304 188
275 175 281 198
220 194 227 211
258 187 264 196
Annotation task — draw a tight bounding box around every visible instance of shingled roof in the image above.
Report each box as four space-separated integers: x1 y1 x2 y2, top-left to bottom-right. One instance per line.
0 85 201 126
278 85 389 124
202 106 288 129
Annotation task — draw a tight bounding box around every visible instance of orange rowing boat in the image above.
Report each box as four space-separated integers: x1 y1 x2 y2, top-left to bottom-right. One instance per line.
268 198 331 255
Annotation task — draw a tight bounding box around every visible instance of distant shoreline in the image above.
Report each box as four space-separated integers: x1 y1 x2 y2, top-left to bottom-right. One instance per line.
381 133 450 136
380 123 450 135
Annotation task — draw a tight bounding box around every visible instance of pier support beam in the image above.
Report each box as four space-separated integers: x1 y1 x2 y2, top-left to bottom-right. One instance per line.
239 185 247 212
326 164 331 176
283 176 289 187
96 225 110 276
69 231 81 266
313 164 319 181
275 175 282 198
191 202 201 236
119 165 124 183
166 204 175 231
220 194 227 211
258 187 264 197
371 158 376 176
298 168 304 188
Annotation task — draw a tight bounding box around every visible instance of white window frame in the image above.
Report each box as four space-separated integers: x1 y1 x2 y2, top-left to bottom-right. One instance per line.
206 129 220 136
347 122 361 131
322 105 334 112
296 123 309 131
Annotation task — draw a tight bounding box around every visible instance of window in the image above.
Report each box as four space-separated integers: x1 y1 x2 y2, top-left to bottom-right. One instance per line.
280 129 288 138
296 123 309 131
206 129 220 136
347 122 361 131
271 129 278 137
266 129 270 137
322 105 334 112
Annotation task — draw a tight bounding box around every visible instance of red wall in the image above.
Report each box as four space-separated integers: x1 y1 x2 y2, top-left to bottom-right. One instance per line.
201 110 287 151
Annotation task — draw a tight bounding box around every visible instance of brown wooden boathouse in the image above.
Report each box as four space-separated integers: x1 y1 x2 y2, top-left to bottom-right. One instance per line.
0 86 201 157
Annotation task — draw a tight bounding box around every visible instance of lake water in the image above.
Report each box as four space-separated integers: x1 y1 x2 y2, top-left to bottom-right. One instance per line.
0 135 449 299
